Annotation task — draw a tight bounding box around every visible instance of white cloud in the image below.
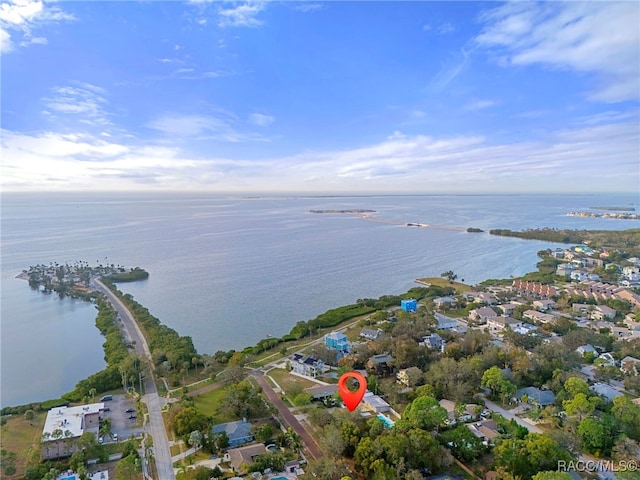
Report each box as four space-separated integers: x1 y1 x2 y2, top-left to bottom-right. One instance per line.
3 119 637 193
19 34 46 46
218 2 265 28
427 48 470 92
423 22 455 34
42 84 111 126
465 99 499 111
476 2 640 103
248 113 274 126
147 112 270 143
295 3 323 13
0 26 12 52
0 0 74 53
436 22 454 34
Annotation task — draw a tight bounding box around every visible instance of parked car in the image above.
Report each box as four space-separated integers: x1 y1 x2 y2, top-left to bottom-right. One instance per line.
125 408 135 413
128 415 137 420
103 407 110 412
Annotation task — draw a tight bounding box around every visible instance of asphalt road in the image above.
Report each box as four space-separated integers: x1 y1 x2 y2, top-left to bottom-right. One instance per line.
250 371 322 460
95 279 176 480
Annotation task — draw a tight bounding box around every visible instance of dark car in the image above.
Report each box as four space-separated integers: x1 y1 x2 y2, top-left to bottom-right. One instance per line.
125 408 135 413
128 415 137 420
103 407 110 412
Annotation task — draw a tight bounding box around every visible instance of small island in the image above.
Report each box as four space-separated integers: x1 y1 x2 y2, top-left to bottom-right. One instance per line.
567 211 639 220
309 209 376 214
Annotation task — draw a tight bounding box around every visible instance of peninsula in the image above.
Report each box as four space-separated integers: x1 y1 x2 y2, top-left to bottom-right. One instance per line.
5 231 640 480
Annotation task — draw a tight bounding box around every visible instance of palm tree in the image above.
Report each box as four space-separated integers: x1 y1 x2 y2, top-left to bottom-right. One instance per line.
99 418 112 439
52 428 63 457
285 427 302 453
63 429 74 456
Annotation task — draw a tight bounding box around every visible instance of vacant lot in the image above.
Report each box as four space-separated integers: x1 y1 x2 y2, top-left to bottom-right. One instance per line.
268 368 319 398
0 411 46 479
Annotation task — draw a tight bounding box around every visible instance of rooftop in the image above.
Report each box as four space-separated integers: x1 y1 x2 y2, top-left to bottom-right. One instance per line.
43 403 104 440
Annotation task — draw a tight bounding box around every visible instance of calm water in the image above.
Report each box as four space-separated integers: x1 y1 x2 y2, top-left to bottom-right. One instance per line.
1 192 638 406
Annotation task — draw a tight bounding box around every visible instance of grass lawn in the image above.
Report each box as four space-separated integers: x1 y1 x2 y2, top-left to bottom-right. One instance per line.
192 386 234 422
416 277 473 294
268 368 319 397
0 411 46 479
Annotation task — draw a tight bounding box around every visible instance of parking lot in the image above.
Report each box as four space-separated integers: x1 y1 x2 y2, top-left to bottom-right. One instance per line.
99 394 144 443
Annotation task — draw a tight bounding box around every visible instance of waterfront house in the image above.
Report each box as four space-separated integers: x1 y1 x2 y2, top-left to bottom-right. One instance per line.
401 298 418 312
324 331 350 352
212 419 254 448
290 353 325 378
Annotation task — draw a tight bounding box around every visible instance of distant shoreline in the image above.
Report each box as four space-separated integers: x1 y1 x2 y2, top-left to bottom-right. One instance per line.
310 209 467 232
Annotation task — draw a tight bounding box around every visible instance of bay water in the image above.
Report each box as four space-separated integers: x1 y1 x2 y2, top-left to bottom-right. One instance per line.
1 192 637 407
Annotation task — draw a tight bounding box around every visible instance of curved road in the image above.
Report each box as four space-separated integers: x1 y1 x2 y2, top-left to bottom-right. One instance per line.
95 279 175 480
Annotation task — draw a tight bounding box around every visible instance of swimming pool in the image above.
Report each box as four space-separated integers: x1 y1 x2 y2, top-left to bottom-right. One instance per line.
377 414 395 428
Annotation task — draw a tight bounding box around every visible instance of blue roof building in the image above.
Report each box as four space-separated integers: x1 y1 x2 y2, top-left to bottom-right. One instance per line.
324 331 350 352
401 299 417 312
212 420 254 447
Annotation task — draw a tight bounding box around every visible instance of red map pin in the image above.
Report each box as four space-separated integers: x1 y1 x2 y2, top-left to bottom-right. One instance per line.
338 371 367 412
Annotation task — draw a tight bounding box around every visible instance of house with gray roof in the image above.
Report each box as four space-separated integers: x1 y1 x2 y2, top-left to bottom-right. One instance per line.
590 383 623 402
360 328 383 340
516 387 556 406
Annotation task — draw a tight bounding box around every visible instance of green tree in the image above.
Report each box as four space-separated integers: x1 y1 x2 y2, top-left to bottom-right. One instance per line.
564 377 590 397
563 393 597 420
532 472 573 480
173 407 211 438
578 418 611 455
482 366 505 397
399 395 448 431
441 271 458 283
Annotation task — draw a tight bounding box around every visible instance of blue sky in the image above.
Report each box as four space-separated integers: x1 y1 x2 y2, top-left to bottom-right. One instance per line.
1 0 639 193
